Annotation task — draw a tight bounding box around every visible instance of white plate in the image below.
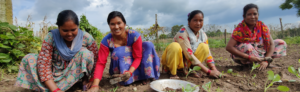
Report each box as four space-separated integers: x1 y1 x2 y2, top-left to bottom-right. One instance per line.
150 79 199 92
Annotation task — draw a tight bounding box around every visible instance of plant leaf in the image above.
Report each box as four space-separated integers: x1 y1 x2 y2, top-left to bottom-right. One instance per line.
288 66 297 75
227 69 233 74
17 43 26 48
0 43 11 49
193 66 201 71
277 86 290 91
273 74 281 82
298 67 300 74
267 70 274 80
0 59 11 63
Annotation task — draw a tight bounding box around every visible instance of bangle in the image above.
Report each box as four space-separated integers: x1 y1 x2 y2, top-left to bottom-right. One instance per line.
207 70 211 75
124 71 132 76
53 88 60 92
248 55 251 60
90 85 99 88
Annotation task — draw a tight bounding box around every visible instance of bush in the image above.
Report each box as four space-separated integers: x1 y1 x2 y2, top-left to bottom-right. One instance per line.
0 21 41 73
159 34 167 39
79 14 104 46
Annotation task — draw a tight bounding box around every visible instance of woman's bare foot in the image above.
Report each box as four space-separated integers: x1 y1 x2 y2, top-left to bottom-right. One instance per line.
170 75 180 79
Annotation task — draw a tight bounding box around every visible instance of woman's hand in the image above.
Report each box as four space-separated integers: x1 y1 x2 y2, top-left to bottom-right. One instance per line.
209 69 221 78
87 86 99 92
249 56 261 63
258 61 268 71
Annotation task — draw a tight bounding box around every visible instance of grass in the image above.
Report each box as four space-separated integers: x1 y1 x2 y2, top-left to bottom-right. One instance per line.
283 36 300 45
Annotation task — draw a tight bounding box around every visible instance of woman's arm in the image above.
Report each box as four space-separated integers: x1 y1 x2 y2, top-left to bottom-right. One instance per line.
37 33 60 91
91 43 110 86
265 35 275 57
226 37 249 59
129 36 143 73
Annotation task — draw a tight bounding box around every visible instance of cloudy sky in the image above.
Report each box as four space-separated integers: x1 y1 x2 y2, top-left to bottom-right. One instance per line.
12 0 300 33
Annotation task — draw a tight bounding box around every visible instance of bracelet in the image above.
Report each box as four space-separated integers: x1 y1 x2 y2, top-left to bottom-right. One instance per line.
53 88 60 92
207 70 211 75
124 71 132 76
248 55 251 60
90 85 99 88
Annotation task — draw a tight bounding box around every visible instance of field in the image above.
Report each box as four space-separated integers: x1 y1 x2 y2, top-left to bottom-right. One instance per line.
1 37 300 92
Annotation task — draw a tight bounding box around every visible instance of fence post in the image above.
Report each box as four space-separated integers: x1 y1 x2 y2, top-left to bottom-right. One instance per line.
279 18 284 38
224 29 227 44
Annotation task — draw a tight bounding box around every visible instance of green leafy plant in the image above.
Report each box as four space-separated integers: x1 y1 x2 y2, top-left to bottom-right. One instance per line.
227 69 233 74
288 66 300 79
0 21 41 73
264 70 290 92
216 87 223 92
186 66 201 79
79 14 104 46
202 81 212 92
252 74 256 79
219 71 224 78
111 86 118 92
181 84 198 92
251 62 260 74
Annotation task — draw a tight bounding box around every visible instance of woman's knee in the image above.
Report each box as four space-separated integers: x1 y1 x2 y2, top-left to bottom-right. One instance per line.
167 42 182 52
142 41 155 49
77 47 94 59
197 43 209 54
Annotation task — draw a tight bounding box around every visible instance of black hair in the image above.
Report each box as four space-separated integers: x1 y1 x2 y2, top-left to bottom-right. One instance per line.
56 10 79 27
188 10 204 22
243 3 259 17
107 11 126 24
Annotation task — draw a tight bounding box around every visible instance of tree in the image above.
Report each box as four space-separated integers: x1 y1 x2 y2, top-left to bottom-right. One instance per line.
280 0 300 17
170 25 184 37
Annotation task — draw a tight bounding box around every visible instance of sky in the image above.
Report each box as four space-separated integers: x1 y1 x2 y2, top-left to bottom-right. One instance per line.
12 0 300 33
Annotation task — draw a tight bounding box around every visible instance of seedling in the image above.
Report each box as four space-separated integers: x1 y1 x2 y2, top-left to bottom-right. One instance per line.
181 84 198 92
251 62 260 74
216 87 223 92
288 66 300 79
252 74 256 79
264 70 290 92
111 86 118 92
186 66 201 79
298 59 300 64
219 71 224 78
227 69 233 74
202 81 212 92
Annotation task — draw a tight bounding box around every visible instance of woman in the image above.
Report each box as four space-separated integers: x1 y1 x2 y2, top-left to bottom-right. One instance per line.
87 11 160 91
226 3 287 70
14 10 98 92
161 10 221 79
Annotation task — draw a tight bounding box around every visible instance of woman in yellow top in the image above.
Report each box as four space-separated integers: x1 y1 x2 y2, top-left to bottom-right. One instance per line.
161 10 221 79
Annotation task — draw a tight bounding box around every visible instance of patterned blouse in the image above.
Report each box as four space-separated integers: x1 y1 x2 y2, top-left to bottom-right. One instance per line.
173 27 214 65
37 31 98 82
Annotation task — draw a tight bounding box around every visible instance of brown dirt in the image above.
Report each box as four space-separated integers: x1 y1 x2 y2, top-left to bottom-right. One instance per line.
163 87 183 92
1 44 300 92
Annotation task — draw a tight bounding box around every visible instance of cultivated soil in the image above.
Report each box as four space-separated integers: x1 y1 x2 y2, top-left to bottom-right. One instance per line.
1 44 299 92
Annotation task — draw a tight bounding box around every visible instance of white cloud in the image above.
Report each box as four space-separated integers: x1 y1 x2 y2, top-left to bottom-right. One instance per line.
12 0 300 33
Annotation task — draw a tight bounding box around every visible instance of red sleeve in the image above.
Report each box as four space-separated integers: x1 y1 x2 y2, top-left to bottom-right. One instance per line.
37 40 54 82
90 43 110 81
130 36 142 69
